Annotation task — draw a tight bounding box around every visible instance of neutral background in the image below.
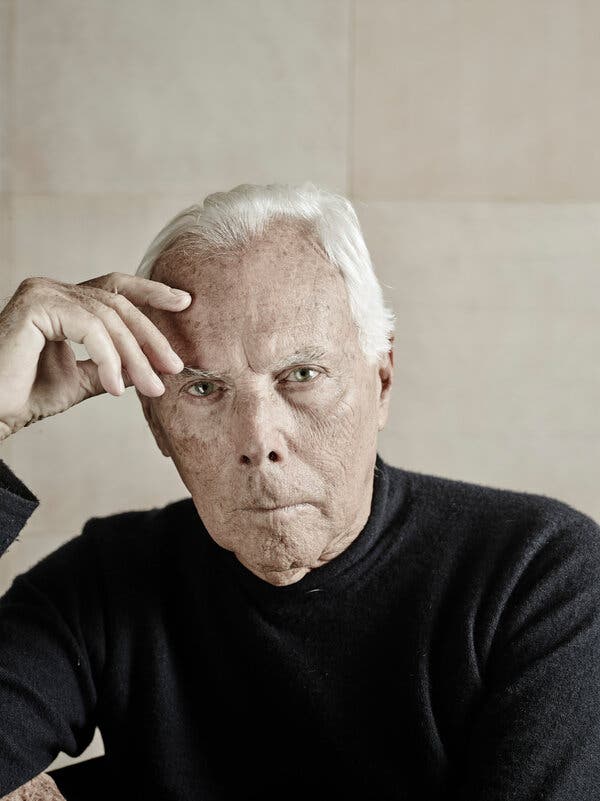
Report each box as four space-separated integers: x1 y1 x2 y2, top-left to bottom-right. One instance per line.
1 0 599 771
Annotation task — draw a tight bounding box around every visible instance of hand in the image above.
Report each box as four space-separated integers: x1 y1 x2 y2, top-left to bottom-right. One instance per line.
0 272 191 440
0 772 66 800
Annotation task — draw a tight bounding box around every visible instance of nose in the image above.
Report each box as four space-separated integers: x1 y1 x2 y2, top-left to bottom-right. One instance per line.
241 450 280 466
235 390 285 467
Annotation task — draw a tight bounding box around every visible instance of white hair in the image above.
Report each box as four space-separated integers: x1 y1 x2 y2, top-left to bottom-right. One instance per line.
135 182 395 365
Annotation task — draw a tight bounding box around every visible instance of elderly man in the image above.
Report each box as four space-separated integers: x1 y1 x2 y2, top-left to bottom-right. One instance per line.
0 183 599 801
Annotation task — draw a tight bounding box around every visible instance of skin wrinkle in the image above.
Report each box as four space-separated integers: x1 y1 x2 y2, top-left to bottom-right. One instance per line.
137 220 394 586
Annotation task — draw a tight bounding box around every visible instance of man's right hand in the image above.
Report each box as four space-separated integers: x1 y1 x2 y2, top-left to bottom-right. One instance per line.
0 272 192 440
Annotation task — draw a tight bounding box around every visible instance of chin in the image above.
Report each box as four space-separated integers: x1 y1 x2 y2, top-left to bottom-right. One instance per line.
250 562 312 586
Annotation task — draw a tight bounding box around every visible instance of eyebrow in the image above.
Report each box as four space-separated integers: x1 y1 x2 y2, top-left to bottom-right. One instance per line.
178 347 328 381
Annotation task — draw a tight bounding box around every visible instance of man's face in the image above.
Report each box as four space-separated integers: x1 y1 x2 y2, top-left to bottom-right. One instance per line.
139 222 393 586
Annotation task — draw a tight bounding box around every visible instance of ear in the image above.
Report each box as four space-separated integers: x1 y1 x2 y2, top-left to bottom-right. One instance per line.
377 336 394 432
137 391 172 458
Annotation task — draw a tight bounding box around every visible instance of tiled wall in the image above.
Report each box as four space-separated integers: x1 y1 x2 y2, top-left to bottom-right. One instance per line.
1 0 599 770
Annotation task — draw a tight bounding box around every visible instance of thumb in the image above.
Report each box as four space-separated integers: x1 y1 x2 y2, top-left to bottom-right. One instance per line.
75 359 134 399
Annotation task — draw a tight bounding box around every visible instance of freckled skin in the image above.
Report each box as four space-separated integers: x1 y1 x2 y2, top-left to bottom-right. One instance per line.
137 221 394 586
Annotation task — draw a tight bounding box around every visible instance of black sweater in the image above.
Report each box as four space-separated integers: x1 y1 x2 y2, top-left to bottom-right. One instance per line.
1 453 600 800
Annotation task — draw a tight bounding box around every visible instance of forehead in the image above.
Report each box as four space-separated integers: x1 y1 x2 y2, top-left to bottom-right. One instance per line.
150 223 358 359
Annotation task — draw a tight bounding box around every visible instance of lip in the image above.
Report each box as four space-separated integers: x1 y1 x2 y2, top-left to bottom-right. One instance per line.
245 502 310 513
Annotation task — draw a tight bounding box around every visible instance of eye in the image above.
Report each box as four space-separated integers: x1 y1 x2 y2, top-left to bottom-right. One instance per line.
185 380 218 398
184 367 322 400
284 367 320 384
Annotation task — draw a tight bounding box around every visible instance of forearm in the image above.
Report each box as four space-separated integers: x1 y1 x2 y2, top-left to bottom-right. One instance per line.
0 481 102 794
0 459 40 556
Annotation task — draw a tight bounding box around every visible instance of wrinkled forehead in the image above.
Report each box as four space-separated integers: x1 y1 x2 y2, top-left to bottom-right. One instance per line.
147 224 358 359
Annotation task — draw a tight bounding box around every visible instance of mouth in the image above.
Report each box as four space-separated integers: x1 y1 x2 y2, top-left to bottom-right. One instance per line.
244 502 311 513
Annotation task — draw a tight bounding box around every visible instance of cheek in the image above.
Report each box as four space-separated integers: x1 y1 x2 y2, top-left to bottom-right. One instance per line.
170 428 224 472
322 382 373 441
154 400 225 475
166 432 230 523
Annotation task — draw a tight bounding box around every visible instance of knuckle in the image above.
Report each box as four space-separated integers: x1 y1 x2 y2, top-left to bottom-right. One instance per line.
86 314 109 336
95 271 120 284
18 276 37 291
81 272 122 292
18 276 52 294
102 271 125 290
107 292 144 325
107 291 131 312
101 305 122 327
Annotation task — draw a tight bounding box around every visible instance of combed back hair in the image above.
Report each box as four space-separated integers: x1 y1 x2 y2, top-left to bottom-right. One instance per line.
135 182 395 365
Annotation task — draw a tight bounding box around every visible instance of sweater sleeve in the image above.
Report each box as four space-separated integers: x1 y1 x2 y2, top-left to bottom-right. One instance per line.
0 460 40 556
457 511 600 799
0 461 104 796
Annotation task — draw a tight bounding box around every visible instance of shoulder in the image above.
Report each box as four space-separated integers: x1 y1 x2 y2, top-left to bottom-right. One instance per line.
78 495 199 562
17 495 199 593
404 463 597 532
0 496 203 643
386 461 600 580
384 464 600 666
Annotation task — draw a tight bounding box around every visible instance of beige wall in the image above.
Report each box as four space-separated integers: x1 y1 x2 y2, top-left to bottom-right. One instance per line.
1 0 599 770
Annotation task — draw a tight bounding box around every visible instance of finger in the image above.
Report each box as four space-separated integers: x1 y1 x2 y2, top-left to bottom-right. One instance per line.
77 272 192 310
75 358 111 400
76 360 134 399
85 298 167 397
29 301 123 396
96 290 184 374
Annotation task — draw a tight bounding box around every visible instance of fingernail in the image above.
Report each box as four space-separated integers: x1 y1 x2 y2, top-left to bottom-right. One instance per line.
170 288 191 299
118 375 125 394
170 352 184 369
151 373 165 392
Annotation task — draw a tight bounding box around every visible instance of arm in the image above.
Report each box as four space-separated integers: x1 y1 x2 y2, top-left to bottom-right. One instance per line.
0 460 40 557
457 512 600 799
0 272 188 795
0 460 103 796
